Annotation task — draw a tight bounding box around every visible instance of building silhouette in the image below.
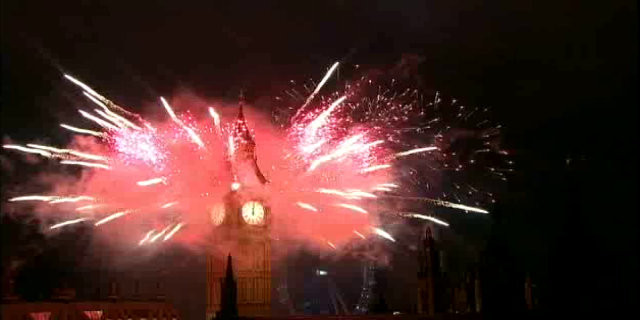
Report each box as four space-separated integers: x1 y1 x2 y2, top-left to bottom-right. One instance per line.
416 226 441 316
217 255 239 319
1 278 180 320
416 226 485 316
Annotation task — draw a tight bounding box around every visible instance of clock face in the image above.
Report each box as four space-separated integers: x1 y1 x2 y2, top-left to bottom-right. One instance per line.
242 201 265 225
210 203 225 226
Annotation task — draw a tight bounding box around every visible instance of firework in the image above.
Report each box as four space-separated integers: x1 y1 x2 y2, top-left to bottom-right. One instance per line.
305 96 347 137
3 60 508 251
160 97 205 148
296 61 340 117
83 92 142 130
308 133 365 171
109 127 166 168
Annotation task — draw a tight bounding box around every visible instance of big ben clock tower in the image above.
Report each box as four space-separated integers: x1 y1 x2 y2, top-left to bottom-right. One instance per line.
206 95 271 319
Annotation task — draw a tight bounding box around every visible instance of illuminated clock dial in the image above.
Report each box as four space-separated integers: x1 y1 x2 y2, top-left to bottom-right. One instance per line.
210 203 225 226
242 201 265 225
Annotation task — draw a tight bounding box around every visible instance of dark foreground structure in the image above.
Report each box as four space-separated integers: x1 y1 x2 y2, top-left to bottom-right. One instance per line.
1 301 180 320
1 282 180 320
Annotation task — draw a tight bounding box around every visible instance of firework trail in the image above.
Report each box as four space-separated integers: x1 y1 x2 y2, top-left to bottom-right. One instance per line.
2 61 509 251
402 213 450 227
372 227 396 242
60 124 104 137
295 61 340 118
163 223 184 241
50 218 90 230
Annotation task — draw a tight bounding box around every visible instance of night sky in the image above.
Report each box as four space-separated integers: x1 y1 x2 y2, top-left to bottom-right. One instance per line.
1 1 638 319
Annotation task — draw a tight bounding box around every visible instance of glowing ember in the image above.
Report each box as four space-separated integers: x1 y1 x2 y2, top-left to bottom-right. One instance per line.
308 133 365 171
94 210 131 226
110 128 166 168
353 230 366 239
296 202 318 212
49 196 95 204
9 195 59 202
136 177 166 186
26 144 107 162
60 124 104 137
60 160 111 170
83 92 142 130
150 225 172 243
395 146 438 157
361 164 391 173
160 201 178 209
160 97 205 148
163 223 184 241
305 96 346 137
63 74 105 100
317 189 376 200
3 145 53 158
335 203 368 214
208 107 221 133
138 230 155 246
76 204 102 211
79 109 120 131
440 202 489 214
296 61 340 116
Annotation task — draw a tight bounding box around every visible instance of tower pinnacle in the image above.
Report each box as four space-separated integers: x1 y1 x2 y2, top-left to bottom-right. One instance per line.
238 90 245 119
218 254 238 319
228 90 268 185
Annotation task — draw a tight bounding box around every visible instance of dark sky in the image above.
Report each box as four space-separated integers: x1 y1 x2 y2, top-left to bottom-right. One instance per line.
2 0 638 318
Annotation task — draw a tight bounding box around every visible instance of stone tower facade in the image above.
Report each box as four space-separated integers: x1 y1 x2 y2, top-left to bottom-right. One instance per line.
206 96 271 319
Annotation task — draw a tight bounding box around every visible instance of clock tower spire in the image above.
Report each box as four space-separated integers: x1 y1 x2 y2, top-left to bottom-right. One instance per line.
207 92 272 319
228 91 268 186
